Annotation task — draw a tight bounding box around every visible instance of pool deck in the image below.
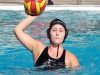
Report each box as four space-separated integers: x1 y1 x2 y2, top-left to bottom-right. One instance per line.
0 0 100 11
0 0 100 5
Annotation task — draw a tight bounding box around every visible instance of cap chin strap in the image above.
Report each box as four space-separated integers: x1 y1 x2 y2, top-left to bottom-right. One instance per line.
56 45 59 57
50 39 60 57
50 39 65 57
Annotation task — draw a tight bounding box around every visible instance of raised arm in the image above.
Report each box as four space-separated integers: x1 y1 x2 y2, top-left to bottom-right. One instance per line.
14 15 43 52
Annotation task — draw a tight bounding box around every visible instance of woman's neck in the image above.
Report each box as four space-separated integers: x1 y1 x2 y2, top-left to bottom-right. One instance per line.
48 44 63 58
49 44 61 50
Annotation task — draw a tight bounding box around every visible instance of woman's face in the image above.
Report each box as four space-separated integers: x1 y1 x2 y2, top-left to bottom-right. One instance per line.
50 24 65 45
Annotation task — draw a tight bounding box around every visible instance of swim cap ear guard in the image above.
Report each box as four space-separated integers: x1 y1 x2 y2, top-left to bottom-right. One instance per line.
47 19 68 43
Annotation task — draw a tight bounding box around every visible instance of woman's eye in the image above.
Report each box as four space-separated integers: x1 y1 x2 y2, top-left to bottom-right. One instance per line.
60 30 63 32
53 30 56 31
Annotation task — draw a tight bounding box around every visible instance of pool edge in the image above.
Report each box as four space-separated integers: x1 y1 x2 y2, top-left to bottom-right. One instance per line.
0 4 100 11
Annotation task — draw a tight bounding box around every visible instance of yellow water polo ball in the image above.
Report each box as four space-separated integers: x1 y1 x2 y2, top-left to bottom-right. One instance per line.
24 0 46 16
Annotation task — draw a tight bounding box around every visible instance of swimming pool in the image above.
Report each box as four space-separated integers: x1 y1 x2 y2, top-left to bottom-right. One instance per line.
0 6 100 75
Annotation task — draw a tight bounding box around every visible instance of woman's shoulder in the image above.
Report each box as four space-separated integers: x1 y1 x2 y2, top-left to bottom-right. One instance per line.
65 50 75 57
35 40 46 52
65 50 78 61
32 40 46 61
65 50 79 67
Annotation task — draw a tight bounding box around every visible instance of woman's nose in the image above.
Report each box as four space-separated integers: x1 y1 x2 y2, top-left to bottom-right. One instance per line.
56 31 59 36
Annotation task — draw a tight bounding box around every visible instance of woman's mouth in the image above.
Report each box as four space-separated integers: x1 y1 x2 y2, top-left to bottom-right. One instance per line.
55 37 60 39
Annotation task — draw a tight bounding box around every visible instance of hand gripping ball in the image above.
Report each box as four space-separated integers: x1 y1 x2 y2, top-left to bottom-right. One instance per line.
24 0 46 16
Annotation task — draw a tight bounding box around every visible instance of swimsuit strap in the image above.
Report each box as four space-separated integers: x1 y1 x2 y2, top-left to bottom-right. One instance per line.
35 47 48 66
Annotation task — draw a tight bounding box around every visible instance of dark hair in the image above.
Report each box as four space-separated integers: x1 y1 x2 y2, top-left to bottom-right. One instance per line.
47 18 68 43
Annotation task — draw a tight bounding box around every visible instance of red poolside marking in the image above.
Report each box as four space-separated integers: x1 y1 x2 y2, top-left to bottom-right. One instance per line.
33 21 49 26
28 21 49 40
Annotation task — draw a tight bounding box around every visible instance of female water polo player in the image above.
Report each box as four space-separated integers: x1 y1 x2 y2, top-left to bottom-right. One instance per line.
14 15 80 69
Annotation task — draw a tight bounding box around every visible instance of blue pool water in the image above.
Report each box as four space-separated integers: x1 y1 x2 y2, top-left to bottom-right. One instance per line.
0 9 100 75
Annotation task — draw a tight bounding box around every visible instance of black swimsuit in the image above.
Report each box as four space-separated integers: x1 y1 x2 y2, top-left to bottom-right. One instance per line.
35 47 66 69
